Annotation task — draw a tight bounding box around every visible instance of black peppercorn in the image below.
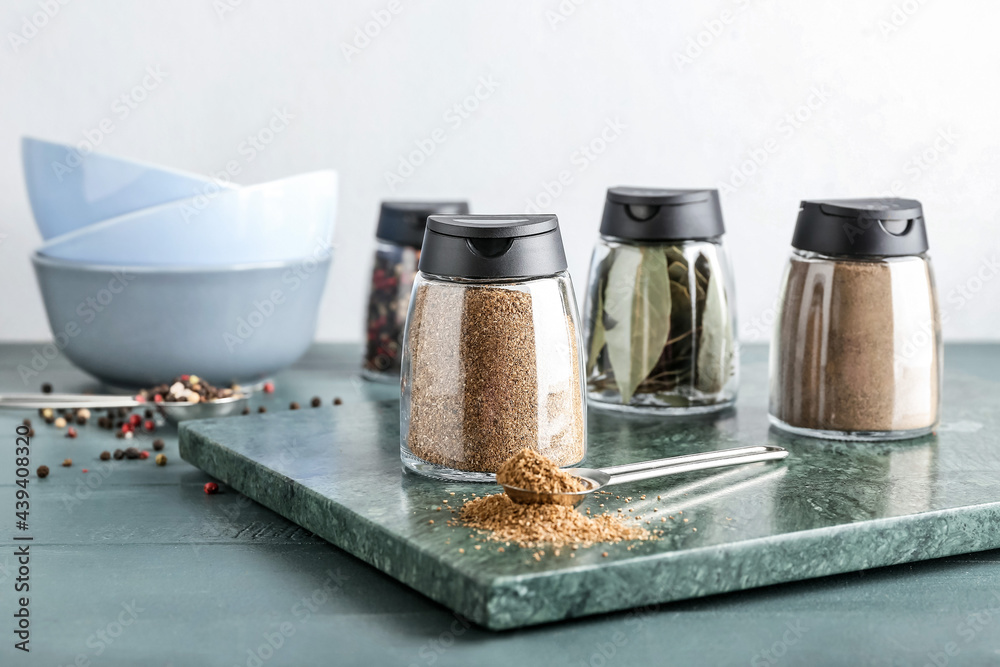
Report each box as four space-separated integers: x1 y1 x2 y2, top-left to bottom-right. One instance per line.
333 397 343 405
258 406 267 413
153 439 165 451
37 465 49 478
22 418 31 427
100 451 111 461
311 397 321 408
41 382 52 394
125 447 140 459
241 407 250 415
76 415 87 425
113 449 125 460
289 402 300 410
145 408 154 419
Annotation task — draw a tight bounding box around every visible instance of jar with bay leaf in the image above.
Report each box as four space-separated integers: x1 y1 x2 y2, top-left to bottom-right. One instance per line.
584 187 738 413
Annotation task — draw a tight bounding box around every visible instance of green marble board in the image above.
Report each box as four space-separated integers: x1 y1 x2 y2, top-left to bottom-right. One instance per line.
179 355 1000 630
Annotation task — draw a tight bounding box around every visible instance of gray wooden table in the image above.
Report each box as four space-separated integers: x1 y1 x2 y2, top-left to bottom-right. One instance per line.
2 343 999 666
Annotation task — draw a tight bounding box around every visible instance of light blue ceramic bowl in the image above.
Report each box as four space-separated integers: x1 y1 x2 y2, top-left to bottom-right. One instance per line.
38 170 338 265
32 252 332 387
23 137 238 240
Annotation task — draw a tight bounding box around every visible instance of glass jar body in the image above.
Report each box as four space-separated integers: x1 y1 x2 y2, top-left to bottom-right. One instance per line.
362 239 420 382
768 250 942 440
584 236 739 414
400 271 587 481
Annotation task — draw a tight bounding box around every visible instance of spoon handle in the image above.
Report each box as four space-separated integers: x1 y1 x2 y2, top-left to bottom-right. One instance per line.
601 446 788 486
0 393 144 409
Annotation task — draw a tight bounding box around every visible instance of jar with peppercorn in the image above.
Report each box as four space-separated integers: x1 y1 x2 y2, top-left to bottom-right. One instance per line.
363 201 469 381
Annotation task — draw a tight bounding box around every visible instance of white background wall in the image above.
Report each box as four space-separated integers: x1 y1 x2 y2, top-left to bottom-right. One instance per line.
2 0 998 343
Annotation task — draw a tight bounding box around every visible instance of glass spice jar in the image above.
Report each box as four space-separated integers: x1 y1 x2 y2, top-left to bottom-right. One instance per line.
400 214 587 482
362 201 469 382
584 187 739 414
769 198 941 441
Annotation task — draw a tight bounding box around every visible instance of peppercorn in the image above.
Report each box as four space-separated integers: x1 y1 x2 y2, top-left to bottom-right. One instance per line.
125 447 140 459
42 407 54 419
22 418 31 427
37 465 49 478
113 449 125 460
144 408 154 419
41 382 52 394
115 431 125 439
66 427 78 438
54 417 67 429
311 397 321 408
258 406 267 413
333 397 343 405
62 458 72 467
241 407 250 415
27 429 34 437
100 451 111 461
129 414 142 427
153 439 165 451
204 482 219 495
78 408 91 420
139 451 150 460
289 401 300 410
263 381 275 394
155 454 167 466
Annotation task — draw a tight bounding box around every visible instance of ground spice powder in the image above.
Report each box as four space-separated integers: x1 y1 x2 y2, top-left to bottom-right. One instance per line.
406 282 585 473
771 255 940 432
496 448 586 493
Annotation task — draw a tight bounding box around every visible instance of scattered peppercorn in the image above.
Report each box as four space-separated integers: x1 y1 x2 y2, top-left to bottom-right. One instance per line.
37 465 49 478
41 408 53 419
113 449 125 460
144 420 155 432
144 408 154 419
153 439 165 451
100 451 111 461
204 482 219 495
155 454 167 466
311 397 321 408
66 427 78 438
115 431 125 439
82 468 89 473
62 458 72 467
241 407 251 415
289 401 300 410
258 406 267 413
78 408 91 419
75 415 87 425
54 417 67 429
27 429 34 437
22 418 31 427
129 414 142 428
263 381 275 394
41 382 52 394
125 447 140 459
139 451 150 460
333 397 343 405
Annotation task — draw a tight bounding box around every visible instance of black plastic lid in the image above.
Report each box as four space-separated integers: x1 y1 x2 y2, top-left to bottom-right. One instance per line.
599 187 725 241
792 198 928 257
418 215 568 280
375 201 470 247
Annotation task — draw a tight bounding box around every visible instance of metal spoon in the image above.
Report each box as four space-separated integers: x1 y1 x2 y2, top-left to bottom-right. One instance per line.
0 392 248 424
500 445 789 507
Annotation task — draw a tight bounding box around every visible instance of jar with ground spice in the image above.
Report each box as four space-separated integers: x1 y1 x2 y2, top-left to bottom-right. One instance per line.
584 187 738 413
363 201 469 382
769 198 941 440
400 214 586 481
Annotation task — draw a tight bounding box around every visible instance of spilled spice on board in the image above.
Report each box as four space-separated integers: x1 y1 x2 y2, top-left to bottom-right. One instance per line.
495 448 586 494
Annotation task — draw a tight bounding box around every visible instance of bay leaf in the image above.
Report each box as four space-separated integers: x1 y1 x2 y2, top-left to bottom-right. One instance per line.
585 268 606 376
603 245 672 404
695 260 733 394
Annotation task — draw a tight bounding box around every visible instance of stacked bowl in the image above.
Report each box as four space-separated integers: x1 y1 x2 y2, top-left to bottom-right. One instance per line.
24 138 337 387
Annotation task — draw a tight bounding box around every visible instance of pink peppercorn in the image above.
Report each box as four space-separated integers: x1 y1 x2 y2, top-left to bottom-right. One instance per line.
144 420 155 432
139 451 150 460
263 381 275 394
66 427 78 438
154 394 164 403
134 394 147 404
121 424 132 434
204 482 219 495
129 414 142 427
